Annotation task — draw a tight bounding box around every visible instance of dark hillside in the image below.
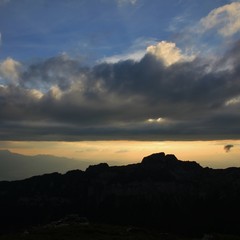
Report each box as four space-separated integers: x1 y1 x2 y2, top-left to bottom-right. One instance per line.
1 152 240 236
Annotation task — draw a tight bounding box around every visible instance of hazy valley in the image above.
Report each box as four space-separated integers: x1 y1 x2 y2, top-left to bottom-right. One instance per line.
0 150 92 181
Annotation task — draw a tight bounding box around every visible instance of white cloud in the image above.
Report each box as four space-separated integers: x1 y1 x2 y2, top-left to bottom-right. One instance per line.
0 58 21 83
200 2 240 37
225 95 240 106
101 40 195 65
146 41 194 66
100 50 145 64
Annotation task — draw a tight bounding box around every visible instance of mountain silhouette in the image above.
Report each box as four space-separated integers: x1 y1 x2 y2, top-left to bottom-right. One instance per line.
1 152 240 236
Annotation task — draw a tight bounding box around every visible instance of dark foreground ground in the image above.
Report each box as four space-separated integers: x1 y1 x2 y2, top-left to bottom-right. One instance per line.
1 152 240 237
1 223 240 240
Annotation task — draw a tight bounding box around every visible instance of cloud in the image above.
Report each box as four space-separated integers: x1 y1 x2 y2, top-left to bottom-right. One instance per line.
100 37 157 64
116 0 137 6
147 118 164 123
225 95 240 106
168 13 190 32
20 54 88 91
100 50 145 64
115 149 129 153
146 41 194 66
0 40 240 141
76 148 99 153
224 144 234 152
200 2 240 37
0 58 21 83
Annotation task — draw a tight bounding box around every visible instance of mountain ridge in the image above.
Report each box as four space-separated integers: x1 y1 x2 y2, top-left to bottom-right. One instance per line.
0 149 93 181
1 152 240 236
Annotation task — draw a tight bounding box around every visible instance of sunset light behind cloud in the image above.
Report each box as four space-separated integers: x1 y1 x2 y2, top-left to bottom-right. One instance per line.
0 0 240 169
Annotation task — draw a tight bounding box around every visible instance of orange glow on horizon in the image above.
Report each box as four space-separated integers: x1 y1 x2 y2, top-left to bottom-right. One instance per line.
0 140 239 168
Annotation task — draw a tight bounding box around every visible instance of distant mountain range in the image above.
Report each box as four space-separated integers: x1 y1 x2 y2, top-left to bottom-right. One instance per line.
0 150 93 181
1 152 240 236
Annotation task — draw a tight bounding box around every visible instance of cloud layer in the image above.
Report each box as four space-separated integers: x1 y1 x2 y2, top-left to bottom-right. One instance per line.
0 37 240 141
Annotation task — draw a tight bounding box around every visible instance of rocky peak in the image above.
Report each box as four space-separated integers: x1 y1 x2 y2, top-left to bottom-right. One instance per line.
141 152 178 165
86 163 109 175
140 152 202 174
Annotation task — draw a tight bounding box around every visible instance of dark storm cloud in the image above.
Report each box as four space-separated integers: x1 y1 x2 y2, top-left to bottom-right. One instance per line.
1 40 240 141
20 55 89 91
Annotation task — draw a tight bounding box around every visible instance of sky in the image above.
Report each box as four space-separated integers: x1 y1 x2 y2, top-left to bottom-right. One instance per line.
0 0 240 168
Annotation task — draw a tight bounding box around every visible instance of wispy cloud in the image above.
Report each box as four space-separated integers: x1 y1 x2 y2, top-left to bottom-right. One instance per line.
115 149 129 154
200 2 240 37
168 13 190 32
100 37 157 64
116 0 138 6
100 50 145 64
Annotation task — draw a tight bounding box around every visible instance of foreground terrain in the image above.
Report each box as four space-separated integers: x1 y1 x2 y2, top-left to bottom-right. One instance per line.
0 223 184 240
1 223 240 240
1 152 240 236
